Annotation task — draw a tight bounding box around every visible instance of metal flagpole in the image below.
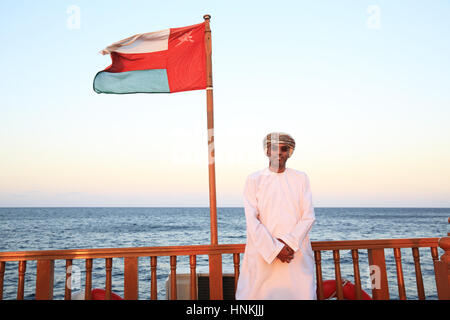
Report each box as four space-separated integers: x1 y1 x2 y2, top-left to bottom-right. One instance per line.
203 14 223 299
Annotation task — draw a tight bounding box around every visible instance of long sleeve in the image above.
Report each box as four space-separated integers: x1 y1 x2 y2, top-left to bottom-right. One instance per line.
243 176 284 264
279 173 315 252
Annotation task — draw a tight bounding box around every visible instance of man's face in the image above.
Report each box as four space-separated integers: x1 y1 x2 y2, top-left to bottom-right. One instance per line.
267 143 290 168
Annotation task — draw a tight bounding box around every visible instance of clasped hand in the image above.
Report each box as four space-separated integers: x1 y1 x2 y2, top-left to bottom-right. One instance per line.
276 238 294 263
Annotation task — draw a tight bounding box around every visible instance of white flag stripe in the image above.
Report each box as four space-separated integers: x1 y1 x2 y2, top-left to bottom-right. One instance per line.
100 28 170 55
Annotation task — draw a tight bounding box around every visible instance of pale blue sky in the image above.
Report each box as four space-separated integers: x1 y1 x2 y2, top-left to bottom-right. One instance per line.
0 1 449 207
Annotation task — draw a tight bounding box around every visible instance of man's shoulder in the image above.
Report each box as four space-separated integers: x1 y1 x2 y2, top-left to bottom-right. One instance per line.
287 167 308 177
287 168 310 183
246 168 266 180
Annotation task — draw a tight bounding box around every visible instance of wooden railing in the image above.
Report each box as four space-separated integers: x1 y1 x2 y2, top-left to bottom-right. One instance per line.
0 236 449 300
312 237 444 300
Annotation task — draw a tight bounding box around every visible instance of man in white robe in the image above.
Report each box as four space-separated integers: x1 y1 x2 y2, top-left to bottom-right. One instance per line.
235 132 316 300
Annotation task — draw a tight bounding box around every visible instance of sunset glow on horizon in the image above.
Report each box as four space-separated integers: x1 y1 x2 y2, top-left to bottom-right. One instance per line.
1 1 449 207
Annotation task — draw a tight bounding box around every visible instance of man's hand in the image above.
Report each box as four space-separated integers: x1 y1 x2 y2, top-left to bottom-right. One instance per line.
276 238 294 263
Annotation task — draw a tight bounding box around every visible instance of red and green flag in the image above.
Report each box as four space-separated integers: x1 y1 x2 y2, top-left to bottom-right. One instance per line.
93 22 206 94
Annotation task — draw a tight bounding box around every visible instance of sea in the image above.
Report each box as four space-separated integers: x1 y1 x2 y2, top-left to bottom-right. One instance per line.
0 207 448 300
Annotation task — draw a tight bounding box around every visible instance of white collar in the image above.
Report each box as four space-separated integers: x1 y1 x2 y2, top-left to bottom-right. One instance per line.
263 167 288 176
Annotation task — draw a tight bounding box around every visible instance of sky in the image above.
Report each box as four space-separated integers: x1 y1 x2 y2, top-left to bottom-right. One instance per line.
0 0 449 207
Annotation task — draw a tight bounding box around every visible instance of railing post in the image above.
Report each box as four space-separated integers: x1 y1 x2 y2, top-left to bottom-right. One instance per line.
393 248 407 300
333 250 344 300
314 250 324 300
190 255 197 300
233 253 240 295
105 258 112 300
367 248 389 300
208 253 223 300
170 256 177 300
35 260 54 300
412 247 426 299
150 256 157 300
85 259 92 300
17 261 26 300
435 232 450 300
351 249 363 300
124 257 139 300
64 259 72 300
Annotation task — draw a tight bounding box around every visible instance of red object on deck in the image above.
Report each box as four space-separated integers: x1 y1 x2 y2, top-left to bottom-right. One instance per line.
91 288 123 300
322 279 372 300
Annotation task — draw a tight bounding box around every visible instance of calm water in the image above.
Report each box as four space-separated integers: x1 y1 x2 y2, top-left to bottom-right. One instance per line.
0 207 448 300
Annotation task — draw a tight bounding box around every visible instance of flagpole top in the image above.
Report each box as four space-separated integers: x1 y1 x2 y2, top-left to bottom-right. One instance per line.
203 14 211 20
